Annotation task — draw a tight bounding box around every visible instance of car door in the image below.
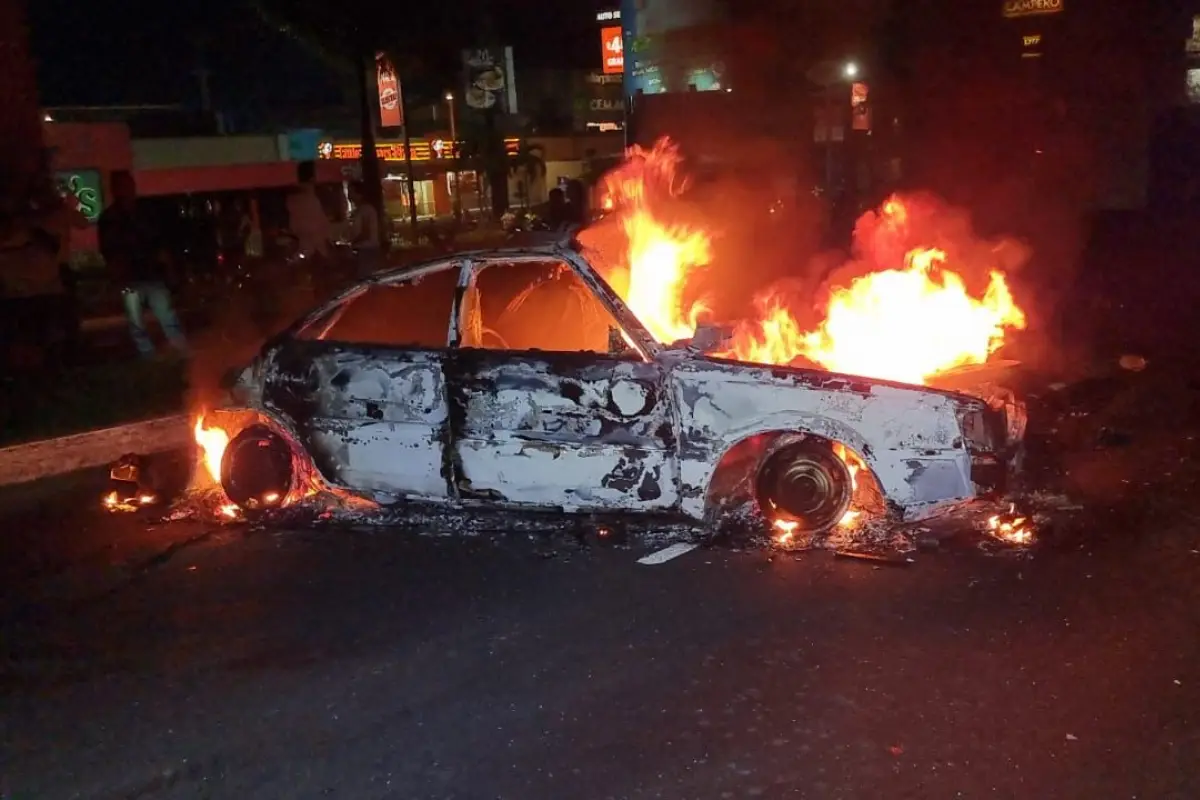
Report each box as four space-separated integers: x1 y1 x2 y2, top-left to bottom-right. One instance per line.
445 255 679 512
260 262 462 499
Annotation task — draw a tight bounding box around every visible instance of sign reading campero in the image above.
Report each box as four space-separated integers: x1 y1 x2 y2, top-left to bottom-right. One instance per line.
1003 0 1063 18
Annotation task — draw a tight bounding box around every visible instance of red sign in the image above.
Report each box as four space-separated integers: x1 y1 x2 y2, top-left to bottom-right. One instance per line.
601 26 624 75
376 52 403 128
850 81 870 131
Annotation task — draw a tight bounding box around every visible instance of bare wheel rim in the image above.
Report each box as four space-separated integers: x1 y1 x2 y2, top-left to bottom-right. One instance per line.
756 441 852 534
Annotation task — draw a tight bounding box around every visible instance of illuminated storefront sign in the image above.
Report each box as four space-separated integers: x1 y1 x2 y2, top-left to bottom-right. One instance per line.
601 26 624 75
1003 0 1062 18
56 170 103 222
317 139 520 162
376 52 403 128
595 9 620 22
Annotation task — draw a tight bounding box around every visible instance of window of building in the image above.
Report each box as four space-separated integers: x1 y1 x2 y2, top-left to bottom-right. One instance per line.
461 259 636 356
1188 69 1200 105
301 266 459 348
382 175 437 219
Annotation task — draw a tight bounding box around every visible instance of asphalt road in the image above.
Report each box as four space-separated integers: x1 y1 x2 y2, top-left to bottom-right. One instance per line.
3 357 1200 800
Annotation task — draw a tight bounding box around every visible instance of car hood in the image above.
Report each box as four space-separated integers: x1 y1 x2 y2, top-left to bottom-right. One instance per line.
666 352 991 411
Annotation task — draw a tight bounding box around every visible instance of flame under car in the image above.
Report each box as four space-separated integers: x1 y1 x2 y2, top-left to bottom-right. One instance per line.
222 244 1021 535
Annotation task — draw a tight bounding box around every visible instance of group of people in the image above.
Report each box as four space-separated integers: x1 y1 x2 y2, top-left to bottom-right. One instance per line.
0 159 190 366
0 158 391 369
286 160 384 273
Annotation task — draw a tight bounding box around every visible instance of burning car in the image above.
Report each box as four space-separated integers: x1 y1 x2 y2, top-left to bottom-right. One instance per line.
213 242 1022 537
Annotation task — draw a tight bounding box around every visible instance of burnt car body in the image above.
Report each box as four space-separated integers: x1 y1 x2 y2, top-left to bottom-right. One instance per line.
224 243 1021 533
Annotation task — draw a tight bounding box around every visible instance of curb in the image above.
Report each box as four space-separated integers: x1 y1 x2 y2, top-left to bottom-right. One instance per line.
0 414 192 487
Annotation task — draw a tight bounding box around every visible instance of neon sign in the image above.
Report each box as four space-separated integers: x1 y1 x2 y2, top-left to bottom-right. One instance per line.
1003 0 1062 18
317 139 520 162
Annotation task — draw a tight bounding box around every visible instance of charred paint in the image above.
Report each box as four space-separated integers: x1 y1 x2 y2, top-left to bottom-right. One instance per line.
561 381 585 404
601 456 644 493
637 466 663 502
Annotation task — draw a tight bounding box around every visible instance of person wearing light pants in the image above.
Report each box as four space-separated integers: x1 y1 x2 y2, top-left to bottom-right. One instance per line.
98 171 188 359
119 281 187 358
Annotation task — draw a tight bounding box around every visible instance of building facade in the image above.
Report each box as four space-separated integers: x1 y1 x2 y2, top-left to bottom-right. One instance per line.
0 0 44 201
893 0 1184 213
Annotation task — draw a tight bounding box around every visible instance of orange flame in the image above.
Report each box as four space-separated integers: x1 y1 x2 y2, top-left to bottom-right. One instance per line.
596 139 712 344
592 138 1027 386
193 414 241 519
194 416 229 485
729 248 1025 385
987 504 1034 545
832 442 864 528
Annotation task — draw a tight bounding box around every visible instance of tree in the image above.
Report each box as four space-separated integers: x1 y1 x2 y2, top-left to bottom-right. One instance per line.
509 142 546 209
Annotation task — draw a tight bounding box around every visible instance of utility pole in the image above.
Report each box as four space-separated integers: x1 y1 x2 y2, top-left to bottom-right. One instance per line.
357 53 386 249
446 91 462 222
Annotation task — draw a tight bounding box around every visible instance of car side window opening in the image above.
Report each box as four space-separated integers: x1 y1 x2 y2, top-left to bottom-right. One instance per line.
297 267 459 348
462 260 636 357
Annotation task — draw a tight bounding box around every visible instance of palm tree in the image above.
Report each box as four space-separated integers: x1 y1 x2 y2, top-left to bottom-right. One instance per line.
458 128 546 217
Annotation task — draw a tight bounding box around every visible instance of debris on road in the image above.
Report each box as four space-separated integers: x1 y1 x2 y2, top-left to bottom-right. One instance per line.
833 549 913 566
1119 354 1147 372
103 453 159 513
637 543 699 565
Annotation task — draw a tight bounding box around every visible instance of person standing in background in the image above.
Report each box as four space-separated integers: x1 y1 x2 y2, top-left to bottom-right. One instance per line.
98 170 188 360
285 160 334 296
345 180 384 276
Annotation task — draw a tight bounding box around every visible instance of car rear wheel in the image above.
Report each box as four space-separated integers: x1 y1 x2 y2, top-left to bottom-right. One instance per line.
220 424 295 513
755 439 853 534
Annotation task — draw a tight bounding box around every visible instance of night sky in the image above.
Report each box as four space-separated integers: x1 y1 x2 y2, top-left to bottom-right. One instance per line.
28 0 606 113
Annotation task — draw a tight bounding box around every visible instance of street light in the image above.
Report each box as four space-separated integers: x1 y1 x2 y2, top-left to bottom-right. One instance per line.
844 62 858 78
445 91 462 222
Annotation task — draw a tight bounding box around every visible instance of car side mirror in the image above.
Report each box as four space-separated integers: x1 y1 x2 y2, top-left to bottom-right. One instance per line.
687 323 733 354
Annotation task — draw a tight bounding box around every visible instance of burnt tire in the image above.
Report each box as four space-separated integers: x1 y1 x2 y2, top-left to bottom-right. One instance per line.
220 424 295 512
755 439 853 534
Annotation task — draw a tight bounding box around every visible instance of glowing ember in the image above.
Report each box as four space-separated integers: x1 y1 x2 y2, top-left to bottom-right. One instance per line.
591 137 1026 386
987 504 1034 545
102 490 156 513
193 415 230 485
772 517 798 545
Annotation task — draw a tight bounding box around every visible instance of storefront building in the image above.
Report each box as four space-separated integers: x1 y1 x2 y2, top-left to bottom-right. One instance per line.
316 136 520 220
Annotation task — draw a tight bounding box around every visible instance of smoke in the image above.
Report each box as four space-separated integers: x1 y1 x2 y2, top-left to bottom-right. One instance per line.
183 275 315 413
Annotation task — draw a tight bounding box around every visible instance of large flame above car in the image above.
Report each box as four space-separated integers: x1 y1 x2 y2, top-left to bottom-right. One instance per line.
582 139 1027 385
